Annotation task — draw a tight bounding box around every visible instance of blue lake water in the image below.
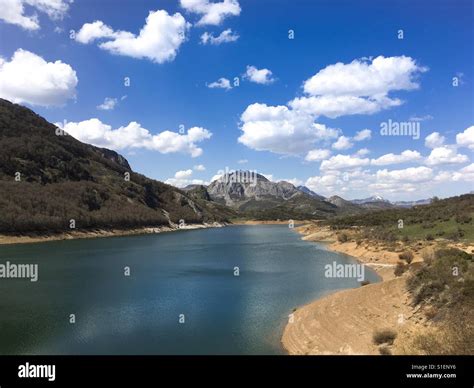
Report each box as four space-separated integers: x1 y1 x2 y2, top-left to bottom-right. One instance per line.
0 225 379 355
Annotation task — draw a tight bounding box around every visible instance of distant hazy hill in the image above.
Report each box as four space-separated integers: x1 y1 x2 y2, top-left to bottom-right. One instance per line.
328 195 363 213
351 196 431 209
351 195 395 210
0 99 230 233
392 199 432 208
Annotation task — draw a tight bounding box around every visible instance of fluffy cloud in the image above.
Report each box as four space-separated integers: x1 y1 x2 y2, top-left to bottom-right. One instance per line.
452 163 474 182
200 28 239 44
193 164 206 171
289 94 402 118
207 77 232 90
303 56 425 97
289 56 426 118
371 150 421 166
165 169 208 188
369 167 434 193
74 20 129 44
305 148 331 162
320 154 370 170
56 119 212 157
424 131 445 148
0 49 77 106
0 0 71 30
239 56 425 155
355 148 370 156
175 169 193 179
332 136 353 150
425 146 469 166
75 11 190 64
180 0 241 26
282 178 303 186
354 129 372 141
238 103 340 154
244 65 275 85
305 166 437 197
375 166 433 183
456 126 474 150
97 97 118 111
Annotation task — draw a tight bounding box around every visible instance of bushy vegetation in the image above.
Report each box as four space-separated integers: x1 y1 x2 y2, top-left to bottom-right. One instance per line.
325 194 474 243
406 248 474 354
337 232 349 243
0 99 231 234
394 262 407 277
373 329 397 345
399 251 414 264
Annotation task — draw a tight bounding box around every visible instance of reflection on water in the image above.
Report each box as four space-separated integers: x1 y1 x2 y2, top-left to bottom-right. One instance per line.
0 225 379 355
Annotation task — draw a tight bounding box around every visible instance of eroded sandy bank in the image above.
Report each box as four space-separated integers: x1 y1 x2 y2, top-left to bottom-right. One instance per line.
282 223 423 355
0 222 226 245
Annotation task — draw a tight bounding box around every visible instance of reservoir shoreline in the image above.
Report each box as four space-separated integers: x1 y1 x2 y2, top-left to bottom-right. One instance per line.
282 222 424 355
0 222 227 246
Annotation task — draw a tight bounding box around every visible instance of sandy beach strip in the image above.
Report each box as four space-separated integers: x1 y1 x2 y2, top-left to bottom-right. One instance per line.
282 223 420 355
0 222 226 246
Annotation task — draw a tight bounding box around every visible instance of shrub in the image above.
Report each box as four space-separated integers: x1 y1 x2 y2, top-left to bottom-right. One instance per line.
455 214 472 224
337 232 349 243
378 345 392 355
425 234 434 241
394 261 407 277
373 329 397 345
399 251 414 264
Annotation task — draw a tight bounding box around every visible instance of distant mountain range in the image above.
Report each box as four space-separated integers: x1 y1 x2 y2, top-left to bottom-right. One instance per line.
0 99 439 232
351 196 431 208
186 173 340 220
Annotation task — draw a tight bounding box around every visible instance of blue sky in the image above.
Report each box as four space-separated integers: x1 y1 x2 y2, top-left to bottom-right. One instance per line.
0 0 472 200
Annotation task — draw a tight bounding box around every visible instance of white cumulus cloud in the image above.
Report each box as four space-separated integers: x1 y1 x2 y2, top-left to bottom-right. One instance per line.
354 128 372 141
289 56 426 118
332 136 353 150
424 132 445 148
238 103 340 155
165 169 208 188
180 0 241 26
0 0 71 30
207 77 232 90
0 49 77 106
75 11 190 64
320 154 370 170
56 118 212 157
371 150 422 166
239 56 425 156
193 164 206 171
456 126 474 150
425 146 469 166
244 65 275 85
305 148 331 162
200 28 239 45
97 97 118 111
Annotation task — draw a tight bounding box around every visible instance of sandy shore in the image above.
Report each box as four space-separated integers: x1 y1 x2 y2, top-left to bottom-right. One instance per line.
0 222 225 245
232 220 311 225
282 222 425 355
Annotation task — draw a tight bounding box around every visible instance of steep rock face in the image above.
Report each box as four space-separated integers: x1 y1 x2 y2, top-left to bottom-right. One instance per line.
207 173 302 206
297 185 325 200
0 98 230 233
205 171 338 219
95 147 131 170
